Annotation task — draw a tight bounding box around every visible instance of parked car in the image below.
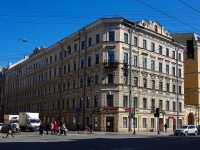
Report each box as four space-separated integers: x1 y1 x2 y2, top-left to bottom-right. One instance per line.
0 123 3 132
174 125 198 136
1 123 16 133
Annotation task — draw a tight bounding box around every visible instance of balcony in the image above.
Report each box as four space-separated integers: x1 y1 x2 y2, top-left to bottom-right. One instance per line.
103 60 119 68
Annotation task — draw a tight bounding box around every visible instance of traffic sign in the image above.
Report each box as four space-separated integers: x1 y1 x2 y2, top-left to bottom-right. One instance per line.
135 108 139 115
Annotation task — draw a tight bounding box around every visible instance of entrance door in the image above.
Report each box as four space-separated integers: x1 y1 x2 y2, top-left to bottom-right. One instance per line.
159 118 164 131
173 119 176 131
86 117 89 126
106 117 114 132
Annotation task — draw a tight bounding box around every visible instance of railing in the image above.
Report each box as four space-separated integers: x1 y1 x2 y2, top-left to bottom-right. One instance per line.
103 60 119 67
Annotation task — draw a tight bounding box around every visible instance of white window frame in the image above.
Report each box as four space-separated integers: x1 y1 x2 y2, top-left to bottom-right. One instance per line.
107 30 116 41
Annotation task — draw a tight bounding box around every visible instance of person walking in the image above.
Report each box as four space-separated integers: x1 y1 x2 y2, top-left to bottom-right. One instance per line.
77 123 80 134
39 122 44 137
89 122 93 134
54 121 58 135
15 122 20 135
50 122 54 135
4 124 14 138
61 123 67 136
45 123 50 135
164 123 168 132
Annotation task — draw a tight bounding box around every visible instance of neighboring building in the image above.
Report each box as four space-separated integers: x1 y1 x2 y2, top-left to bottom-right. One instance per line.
0 66 6 122
172 33 200 125
4 17 185 132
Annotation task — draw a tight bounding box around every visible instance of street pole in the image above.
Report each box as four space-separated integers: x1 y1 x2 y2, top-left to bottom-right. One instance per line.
58 42 64 122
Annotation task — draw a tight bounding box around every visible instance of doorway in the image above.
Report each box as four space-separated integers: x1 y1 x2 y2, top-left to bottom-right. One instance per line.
173 119 176 131
188 113 194 125
159 118 164 131
106 117 114 132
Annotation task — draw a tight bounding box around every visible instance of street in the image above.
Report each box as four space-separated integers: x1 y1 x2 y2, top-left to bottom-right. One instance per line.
0 131 199 150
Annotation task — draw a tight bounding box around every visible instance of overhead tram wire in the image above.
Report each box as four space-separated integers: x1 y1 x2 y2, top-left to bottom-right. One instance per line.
179 0 200 14
137 0 200 34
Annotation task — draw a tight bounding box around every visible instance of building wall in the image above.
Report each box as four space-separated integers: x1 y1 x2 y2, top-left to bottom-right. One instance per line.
4 18 184 132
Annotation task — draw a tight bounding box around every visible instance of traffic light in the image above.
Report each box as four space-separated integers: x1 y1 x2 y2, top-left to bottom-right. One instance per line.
124 62 128 76
154 108 160 117
186 39 194 59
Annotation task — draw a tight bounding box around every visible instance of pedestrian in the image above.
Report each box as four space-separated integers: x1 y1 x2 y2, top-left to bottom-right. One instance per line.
54 121 58 135
77 123 80 134
87 124 90 134
15 122 20 135
50 122 54 135
3 124 14 138
90 122 93 134
39 122 44 137
46 123 50 135
61 123 67 136
164 123 168 132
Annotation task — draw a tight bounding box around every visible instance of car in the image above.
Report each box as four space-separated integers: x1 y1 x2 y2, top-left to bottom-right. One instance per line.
196 125 200 134
1 123 17 133
174 125 198 136
0 123 3 131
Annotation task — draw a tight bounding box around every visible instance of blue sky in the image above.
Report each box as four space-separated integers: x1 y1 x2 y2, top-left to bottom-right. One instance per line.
0 0 199 67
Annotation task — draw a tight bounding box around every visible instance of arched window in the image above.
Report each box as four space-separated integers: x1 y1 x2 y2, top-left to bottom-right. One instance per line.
154 25 158 32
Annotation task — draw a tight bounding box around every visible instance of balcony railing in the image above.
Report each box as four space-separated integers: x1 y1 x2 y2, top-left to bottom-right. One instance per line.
103 60 119 68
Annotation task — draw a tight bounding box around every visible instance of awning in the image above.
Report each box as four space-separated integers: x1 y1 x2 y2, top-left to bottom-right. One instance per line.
168 116 174 119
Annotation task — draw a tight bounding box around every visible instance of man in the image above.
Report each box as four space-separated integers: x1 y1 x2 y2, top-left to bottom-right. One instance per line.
4 124 14 138
77 123 80 134
89 122 93 134
164 123 168 132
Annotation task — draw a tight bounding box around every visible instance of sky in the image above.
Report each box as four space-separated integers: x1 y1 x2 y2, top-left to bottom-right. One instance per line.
0 0 200 67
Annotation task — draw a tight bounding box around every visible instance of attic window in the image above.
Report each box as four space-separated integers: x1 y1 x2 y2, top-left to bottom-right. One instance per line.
154 25 158 32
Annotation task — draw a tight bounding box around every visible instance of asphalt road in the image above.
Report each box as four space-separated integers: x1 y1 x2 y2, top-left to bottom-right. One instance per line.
0 131 199 150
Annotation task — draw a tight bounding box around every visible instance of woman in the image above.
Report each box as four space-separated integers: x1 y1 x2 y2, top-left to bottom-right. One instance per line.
39 122 44 137
16 122 20 135
61 123 67 136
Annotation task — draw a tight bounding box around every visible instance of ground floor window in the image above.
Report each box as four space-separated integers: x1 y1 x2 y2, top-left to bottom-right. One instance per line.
72 117 76 126
133 117 137 128
94 117 98 127
142 118 147 128
47 117 49 123
151 118 154 128
52 117 54 122
123 117 127 128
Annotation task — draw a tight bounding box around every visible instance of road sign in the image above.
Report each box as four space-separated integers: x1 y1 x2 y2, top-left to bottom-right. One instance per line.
135 108 139 115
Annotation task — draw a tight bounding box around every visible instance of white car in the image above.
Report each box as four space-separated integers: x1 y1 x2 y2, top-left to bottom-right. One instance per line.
0 123 3 131
174 125 198 136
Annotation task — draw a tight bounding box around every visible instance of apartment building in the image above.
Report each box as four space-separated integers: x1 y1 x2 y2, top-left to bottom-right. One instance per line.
4 17 184 132
0 67 6 122
172 33 200 126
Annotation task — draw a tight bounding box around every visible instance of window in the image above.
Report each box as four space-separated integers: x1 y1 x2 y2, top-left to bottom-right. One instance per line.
72 117 76 127
173 102 176 111
79 98 83 108
54 69 56 77
68 46 71 55
108 31 115 41
73 80 75 89
59 52 62 60
172 51 175 59
55 54 57 61
62 100 64 109
143 39 147 49
178 69 181 78
108 74 114 83
178 53 181 61
64 50 67 57
123 96 128 107
151 43 155 52
143 98 147 109
81 59 84 69
68 63 70 72
96 34 100 44
172 67 175 76
95 75 98 85
94 95 98 107
179 102 182 112
151 80 155 89
142 118 147 128
73 98 75 108
80 79 83 88
86 97 90 107
159 45 162 55
50 56 52 63
133 56 137 66
87 77 91 86
67 81 70 90
94 117 98 127
74 44 77 52
166 101 169 111
166 83 170 92
124 53 128 64
133 77 138 86
88 56 91 67
166 65 169 74
143 58 147 69
46 58 48 65
134 37 138 46
143 78 147 88
134 97 138 108
81 41 84 50
95 53 99 64
159 82 163 90
159 62 162 73
151 99 155 109
173 85 176 93
151 118 154 128
107 95 113 106
124 33 128 43
179 86 182 95
74 61 76 71
159 100 163 110
88 37 92 47
63 66 66 74
166 48 169 57
124 76 128 85
123 117 127 128
151 60 155 71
